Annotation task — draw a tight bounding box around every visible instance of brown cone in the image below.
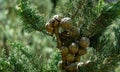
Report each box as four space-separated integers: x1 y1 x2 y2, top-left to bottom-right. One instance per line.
77 48 87 56
66 54 75 63
69 42 79 54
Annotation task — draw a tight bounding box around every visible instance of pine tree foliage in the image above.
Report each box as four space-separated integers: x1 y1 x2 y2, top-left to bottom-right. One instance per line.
46 50 61 71
16 0 45 33
17 0 120 72
83 1 120 37
0 41 34 72
57 0 120 37
79 20 120 72
94 19 120 72
0 41 47 72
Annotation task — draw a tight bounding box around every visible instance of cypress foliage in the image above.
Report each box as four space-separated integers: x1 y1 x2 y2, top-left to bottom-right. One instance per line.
17 0 45 33
17 0 120 72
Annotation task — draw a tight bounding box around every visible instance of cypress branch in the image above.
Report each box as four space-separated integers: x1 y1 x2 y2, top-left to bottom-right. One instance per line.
79 19 120 72
81 1 120 37
16 0 46 33
16 0 120 72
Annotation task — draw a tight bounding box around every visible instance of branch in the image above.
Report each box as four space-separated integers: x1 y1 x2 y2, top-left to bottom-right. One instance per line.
3 35 9 58
79 19 120 72
78 55 120 72
16 0 46 33
70 5 81 19
81 1 120 37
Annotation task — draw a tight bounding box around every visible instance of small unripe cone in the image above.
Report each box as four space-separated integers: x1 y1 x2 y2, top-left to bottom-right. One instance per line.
60 46 69 56
45 22 54 35
66 54 75 62
77 49 87 56
74 55 81 62
60 17 72 29
69 42 79 54
66 63 77 72
79 37 90 48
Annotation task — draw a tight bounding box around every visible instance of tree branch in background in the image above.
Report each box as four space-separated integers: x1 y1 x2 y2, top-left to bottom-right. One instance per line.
3 35 9 58
78 1 120 72
81 1 120 37
51 0 58 13
79 19 120 72
16 0 46 33
71 5 81 19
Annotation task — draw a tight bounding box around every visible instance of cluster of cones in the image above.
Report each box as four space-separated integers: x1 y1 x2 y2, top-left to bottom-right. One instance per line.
45 15 90 72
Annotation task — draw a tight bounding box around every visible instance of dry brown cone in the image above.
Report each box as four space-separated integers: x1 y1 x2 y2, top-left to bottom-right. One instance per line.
45 15 91 72
62 55 67 61
60 17 72 30
59 30 69 40
45 22 54 35
77 48 87 56
53 14 62 21
49 19 59 27
68 27 80 38
45 15 90 72
79 37 90 48
69 42 79 54
58 61 67 71
66 53 75 63
45 15 62 35
74 55 81 62
49 15 62 28
66 63 78 72
60 46 69 56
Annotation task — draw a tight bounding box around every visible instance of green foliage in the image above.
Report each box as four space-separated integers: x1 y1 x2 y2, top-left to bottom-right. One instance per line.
0 41 57 72
17 0 45 33
46 50 61 72
16 0 120 72
0 0 58 72
81 19 120 72
0 41 34 72
96 19 120 71
81 0 120 37
0 0 120 72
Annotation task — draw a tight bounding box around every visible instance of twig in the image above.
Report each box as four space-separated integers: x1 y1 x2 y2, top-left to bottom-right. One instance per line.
3 35 9 58
71 5 81 19
54 27 62 49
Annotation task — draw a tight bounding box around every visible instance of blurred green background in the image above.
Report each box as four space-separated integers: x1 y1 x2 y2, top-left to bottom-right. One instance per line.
0 0 68 72
0 0 120 72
